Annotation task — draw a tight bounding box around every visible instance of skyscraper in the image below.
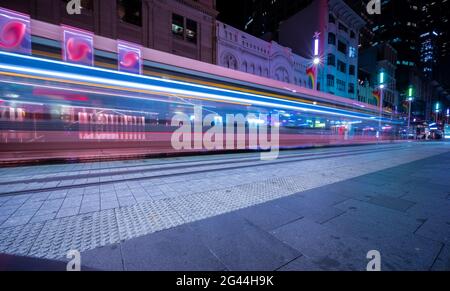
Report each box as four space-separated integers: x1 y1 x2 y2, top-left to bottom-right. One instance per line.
418 0 450 93
347 0 449 122
216 0 313 41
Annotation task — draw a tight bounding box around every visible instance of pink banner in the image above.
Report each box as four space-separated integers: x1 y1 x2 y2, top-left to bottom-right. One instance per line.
62 25 94 66
117 41 142 74
0 8 31 54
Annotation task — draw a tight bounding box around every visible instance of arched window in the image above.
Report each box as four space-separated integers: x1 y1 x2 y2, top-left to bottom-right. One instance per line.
274 67 290 83
222 53 238 70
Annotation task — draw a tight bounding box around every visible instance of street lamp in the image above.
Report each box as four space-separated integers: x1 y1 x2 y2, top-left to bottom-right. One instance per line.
312 32 320 90
435 102 440 124
378 70 385 139
407 86 414 132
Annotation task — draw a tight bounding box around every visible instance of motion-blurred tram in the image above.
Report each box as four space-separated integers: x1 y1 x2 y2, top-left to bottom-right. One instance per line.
0 51 405 164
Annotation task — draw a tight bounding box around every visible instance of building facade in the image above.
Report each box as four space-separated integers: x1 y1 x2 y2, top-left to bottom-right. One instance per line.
216 21 310 88
216 0 313 41
278 0 365 100
0 0 218 63
359 43 398 110
348 0 450 122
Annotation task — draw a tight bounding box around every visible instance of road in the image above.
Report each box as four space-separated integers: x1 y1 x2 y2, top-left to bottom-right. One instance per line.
0 142 449 270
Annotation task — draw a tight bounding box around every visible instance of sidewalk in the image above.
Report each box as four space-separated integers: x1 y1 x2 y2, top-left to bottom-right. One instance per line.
75 151 450 271
0 143 449 270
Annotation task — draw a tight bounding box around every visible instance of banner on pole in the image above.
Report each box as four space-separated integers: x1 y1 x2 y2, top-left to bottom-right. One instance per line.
0 8 31 54
117 41 142 74
62 25 94 66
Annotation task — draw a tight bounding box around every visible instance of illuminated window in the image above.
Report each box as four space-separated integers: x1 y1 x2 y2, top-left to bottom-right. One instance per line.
172 15 198 45
349 46 356 58
186 19 198 44
172 14 184 38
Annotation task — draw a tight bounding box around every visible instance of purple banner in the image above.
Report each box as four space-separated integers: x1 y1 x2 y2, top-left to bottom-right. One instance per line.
62 26 94 66
117 41 142 74
0 8 31 54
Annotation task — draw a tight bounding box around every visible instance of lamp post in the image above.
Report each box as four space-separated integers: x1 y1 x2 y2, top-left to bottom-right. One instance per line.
378 70 385 139
313 32 320 91
407 86 414 133
435 102 440 124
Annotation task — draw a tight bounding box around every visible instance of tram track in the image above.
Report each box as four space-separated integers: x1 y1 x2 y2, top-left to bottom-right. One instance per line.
0 144 408 197
0 145 403 185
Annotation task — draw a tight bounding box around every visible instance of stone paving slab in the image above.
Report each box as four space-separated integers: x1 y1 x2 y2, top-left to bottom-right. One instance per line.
271 218 371 271
431 245 450 271
0 143 449 270
121 225 226 271
188 212 301 271
74 145 450 271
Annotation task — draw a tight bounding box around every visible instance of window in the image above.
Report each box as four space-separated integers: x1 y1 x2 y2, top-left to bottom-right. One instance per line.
117 0 142 26
327 53 336 66
172 14 184 38
338 23 348 33
349 65 355 75
328 33 336 45
348 83 355 94
349 46 356 58
329 14 335 24
336 79 346 91
338 40 347 54
172 14 198 44
327 74 335 87
337 60 346 73
186 19 197 44
350 31 356 39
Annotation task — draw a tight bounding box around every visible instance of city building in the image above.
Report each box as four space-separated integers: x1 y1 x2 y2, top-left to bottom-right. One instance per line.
278 0 365 100
347 0 450 123
216 21 310 87
0 0 218 63
216 0 313 41
418 0 450 122
359 43 398 110
419 0 450 80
